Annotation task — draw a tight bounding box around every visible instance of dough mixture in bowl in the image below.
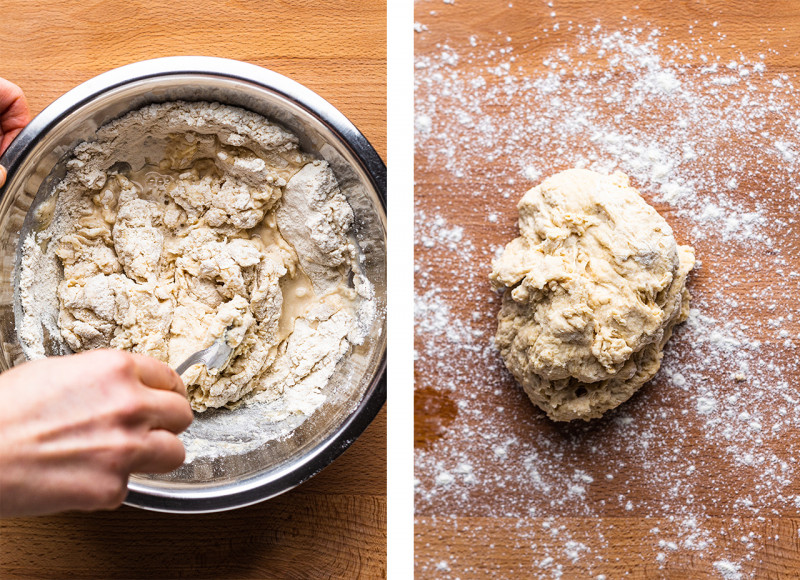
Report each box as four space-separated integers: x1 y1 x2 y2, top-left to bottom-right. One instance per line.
18 101 375 414
490 168 694 422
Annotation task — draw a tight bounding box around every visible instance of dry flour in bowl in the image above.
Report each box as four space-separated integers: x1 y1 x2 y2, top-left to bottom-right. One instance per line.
17 100 375 435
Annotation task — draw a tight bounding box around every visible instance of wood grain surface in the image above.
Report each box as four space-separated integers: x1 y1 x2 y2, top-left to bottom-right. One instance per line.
0 1 386 578
415 1 800 578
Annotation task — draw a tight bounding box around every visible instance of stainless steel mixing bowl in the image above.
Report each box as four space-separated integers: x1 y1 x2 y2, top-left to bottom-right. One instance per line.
0 57 386 512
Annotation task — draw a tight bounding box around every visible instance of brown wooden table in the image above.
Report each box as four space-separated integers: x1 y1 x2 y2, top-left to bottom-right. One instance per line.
0 1 386 578
415 1 800 578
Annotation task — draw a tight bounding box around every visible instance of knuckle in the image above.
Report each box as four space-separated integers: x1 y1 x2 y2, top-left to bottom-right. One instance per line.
102 430 141 468
103 350 136 377
97 480 129 510
119 434 143 461
84 474 129 511
105 388 146 424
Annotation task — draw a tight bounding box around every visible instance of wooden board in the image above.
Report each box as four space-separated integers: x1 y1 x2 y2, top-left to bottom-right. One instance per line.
0 1 386 577
414 1 800 578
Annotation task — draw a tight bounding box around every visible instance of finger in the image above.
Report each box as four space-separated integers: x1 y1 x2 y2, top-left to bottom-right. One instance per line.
0 165 5 188
130 429 186 474
1 127 24 155
0 80 30 155
141 388 194 434
129 352 185 396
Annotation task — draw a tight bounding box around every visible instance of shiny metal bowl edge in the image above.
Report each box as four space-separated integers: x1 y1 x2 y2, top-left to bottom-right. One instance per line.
0 57 387 513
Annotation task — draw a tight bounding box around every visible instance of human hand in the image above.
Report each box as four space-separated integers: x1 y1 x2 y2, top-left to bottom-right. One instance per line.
0 78 31 187
0 350 193 517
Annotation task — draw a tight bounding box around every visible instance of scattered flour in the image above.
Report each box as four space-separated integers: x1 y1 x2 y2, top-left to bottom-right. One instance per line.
713 560 743 580
415 6 800 579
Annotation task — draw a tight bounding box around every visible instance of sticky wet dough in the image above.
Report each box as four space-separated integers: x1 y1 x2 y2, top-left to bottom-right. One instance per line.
20 101 374 413
490 169 694 422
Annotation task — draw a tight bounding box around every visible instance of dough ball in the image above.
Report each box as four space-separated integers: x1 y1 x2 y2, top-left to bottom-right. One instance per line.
490 168 694 421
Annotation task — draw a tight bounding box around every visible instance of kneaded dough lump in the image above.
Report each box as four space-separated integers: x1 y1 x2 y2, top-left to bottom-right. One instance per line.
490 169 694 422
32 101 370 412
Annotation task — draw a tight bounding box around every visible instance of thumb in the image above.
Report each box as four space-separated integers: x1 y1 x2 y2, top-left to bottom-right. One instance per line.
0 165 6 188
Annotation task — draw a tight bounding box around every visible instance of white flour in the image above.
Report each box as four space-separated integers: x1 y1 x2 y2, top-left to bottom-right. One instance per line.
415 9 800 579
17 101 375 436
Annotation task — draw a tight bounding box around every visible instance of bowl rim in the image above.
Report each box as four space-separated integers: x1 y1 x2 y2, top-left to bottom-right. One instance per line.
0 56 387 513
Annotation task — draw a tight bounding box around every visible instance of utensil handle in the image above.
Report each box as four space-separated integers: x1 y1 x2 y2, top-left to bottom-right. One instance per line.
175 351 206 376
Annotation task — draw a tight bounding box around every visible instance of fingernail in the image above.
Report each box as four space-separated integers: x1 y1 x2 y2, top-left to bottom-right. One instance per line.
0 166 6 188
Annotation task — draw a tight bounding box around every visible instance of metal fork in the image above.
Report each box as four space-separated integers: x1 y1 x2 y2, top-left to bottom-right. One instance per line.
174 330 234 376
